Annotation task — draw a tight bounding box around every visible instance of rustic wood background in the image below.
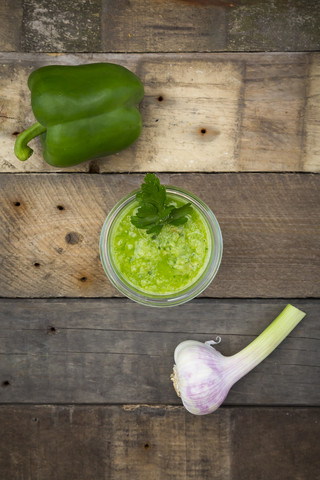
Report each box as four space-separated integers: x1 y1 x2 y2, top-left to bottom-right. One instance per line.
0 1 319 479
1 52 320 173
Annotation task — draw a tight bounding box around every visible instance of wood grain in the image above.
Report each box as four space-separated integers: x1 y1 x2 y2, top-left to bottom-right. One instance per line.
0 1 318 478
0 299 318 404
101 0 227 53
227 0 320 52
21 0 101 53
304 56 320 172
0 173 319 298
1 0 319 53
1 52 319 173
0 0 22 51
0 405 318 479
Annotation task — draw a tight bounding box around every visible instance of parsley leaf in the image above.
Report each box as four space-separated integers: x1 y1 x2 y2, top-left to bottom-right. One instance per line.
131 173 193 236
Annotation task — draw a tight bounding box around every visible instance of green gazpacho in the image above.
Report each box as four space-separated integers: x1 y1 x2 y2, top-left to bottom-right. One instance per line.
110 195 211 295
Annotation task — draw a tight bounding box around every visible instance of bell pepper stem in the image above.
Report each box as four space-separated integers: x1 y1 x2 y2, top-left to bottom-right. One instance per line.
14 122 47 161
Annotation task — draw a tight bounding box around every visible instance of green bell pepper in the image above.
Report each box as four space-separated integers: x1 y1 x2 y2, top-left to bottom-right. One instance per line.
14 63 144 167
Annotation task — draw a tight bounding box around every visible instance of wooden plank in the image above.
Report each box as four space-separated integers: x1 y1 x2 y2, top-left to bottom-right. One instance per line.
0 405 318 479
237 53 316 171
0 299 318 404
21 0 101 52
229 407 320 480
0 0 22 51
1 52 319 173
304 55 320 171
0 173 319 298
101 0 227 53
4 0 318 53
227 0 320 52
102 0 320 53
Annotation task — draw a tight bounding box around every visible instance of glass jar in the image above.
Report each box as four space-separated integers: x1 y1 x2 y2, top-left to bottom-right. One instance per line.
99 185 223 307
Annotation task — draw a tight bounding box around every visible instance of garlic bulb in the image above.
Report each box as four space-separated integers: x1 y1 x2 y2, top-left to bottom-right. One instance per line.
171 304 306 415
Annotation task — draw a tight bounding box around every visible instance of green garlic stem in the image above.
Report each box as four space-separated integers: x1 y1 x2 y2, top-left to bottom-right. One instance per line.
228 304 306 383
14 121 46 161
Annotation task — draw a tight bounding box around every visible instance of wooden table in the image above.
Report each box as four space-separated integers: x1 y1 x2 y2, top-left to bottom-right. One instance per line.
0 1 319 478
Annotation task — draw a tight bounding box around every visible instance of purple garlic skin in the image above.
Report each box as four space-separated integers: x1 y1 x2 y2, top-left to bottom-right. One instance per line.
172 305 306 415
172 340 235 415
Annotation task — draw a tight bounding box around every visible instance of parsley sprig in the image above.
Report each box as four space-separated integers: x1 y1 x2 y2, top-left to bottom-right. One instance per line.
131 174 193 237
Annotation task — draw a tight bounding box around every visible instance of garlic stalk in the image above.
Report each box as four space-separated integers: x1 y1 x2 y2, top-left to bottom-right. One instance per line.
171 304 306 415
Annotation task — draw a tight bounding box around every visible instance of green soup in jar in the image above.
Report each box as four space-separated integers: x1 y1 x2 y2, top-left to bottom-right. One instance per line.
110 194 212 295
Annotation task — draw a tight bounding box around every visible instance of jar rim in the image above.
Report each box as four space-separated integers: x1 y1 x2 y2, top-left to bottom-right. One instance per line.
99 185 223 307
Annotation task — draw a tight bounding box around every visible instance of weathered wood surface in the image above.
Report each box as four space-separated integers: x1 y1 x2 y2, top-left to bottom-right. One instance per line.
0 0 318 479
1 173 319 298
0 0 22 52
1 0 319 53
102 0 320 53
0 405 318 480
1 52 320 173
0 299 318 405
